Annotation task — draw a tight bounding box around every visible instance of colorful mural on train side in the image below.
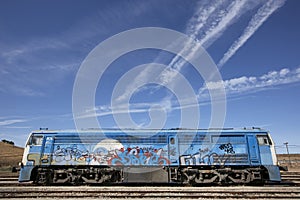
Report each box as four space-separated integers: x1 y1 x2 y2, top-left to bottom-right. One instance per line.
50 139 170 166
47 138 246 166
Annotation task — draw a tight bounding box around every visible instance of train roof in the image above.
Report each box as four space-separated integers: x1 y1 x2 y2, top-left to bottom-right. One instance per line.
31 127 269 134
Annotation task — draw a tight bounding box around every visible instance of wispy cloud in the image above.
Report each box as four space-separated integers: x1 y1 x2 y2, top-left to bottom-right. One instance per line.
198 0 249 47
119 0 287 112
79 97 174 120
3 126 31 129
114 1 254 102
0 38 81 96
77 1 289 128
199 66 300 96
157 0 251 88
79 65 300 124
0 1 163 97
218 0 286 67
0 8 120 97
0 119 27 126
149 0 286 94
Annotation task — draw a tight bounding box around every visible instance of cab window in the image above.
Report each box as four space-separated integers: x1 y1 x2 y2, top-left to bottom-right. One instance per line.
170 137 175 145
28 135 43 146
257 135 271 145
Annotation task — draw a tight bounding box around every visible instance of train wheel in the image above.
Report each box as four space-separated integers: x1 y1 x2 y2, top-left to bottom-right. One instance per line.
35 168 53 185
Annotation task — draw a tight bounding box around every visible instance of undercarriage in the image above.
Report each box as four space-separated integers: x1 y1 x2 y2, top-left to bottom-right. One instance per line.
32 165 268 185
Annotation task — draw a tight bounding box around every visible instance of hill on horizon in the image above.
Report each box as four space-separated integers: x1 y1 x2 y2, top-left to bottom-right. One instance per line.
0 142 24 168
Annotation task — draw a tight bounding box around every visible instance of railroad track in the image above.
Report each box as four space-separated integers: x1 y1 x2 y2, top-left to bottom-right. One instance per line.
1 171 300 186
281 171 300 185
0 171 299 199
0 186 300 199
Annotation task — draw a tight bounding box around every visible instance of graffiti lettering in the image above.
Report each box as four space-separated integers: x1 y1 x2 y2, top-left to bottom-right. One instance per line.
219 143 235 154
53 145 90 164
109 147 170 166
52 144 170 166
180 146 236 166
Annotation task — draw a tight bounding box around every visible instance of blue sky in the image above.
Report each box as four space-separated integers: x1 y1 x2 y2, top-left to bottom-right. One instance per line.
0 0 299 153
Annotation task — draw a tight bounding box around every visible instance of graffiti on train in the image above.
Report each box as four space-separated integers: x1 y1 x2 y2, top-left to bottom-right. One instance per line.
219 143 235 154
53 145 91 164
52 144 170 166
180 143 236 165
108 146 170 166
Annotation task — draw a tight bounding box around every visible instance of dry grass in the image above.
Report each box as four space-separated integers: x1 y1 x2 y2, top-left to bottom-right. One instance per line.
0 142 23 169
277 154 300 171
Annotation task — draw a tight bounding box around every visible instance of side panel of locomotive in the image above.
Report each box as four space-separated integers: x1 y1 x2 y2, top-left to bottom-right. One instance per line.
19 129 281 185
49 131 172 183
179 133 250 166
19 130 174 184
177 130 281 184
49 132 170 167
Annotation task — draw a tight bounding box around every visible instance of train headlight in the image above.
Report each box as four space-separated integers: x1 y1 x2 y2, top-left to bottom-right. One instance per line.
18 162 24 168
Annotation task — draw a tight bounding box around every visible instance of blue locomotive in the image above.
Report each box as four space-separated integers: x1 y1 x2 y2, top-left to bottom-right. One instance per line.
19 128 281 185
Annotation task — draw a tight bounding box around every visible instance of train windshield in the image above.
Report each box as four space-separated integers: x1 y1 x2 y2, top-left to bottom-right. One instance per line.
27 135 43 146
257 135 272 145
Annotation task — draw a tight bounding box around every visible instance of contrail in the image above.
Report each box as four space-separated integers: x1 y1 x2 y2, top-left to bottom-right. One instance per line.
160 0 248 86
199 0 248 48
164 0 224 74
218 0 286 68
112 0 284 108
115 0 226 101
114 0 250 102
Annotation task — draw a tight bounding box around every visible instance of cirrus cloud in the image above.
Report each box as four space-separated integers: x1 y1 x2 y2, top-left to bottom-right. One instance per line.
199 66 300 96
